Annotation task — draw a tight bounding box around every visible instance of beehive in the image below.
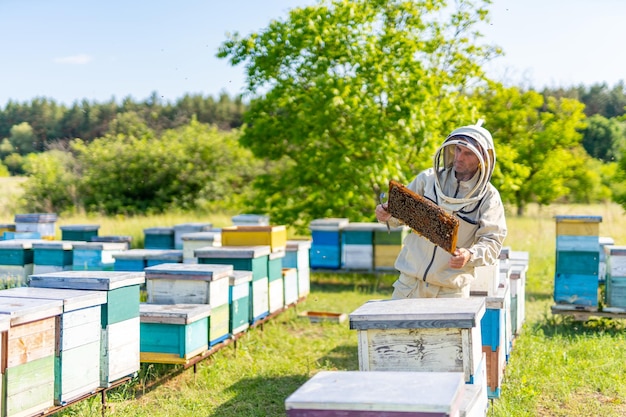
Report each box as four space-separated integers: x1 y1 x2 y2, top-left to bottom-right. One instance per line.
0 287 106 405
388 180 459 254
32 240 76 274
229 270 253 335
60 224 100 241
143 227 175 250
285 371 465 417
72 242 128 271
341 222 375 270
604 246 626 309
309 218 349 270
221 225 287 253
554 215 601 307
0 296 63 416
0 239 38 287
372 223 409 271
195 246 271 324
139 303 211 364
282 268 299 307
14 213 57 240
284 240 311 299
349 297 485 384
172 222 212 250
181 231 222 263
28 270 145 387
144 263 232 346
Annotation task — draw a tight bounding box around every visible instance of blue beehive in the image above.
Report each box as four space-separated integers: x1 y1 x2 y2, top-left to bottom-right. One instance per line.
309 218 349 270
554 215 602 307
32 240 78 274
60 224 100 241
144 227 175 250
341 222 375 270
72 242 128 271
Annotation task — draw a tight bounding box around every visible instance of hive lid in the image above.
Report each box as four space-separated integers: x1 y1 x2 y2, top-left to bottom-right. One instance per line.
140 303 212 324
29 270 145 290
0 287 107 311
14 213 58 223
229 270 253 285
194 245 271 259
0 296 63 325
285 370 465 413
554 215 602 223
59 224 100 231
144 262 233 281
349 297 485 329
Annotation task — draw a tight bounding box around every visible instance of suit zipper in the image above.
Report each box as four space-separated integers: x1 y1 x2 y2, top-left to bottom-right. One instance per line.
422 245 438 281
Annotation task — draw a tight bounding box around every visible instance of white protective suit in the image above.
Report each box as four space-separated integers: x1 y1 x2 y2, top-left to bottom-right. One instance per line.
386 122 508 298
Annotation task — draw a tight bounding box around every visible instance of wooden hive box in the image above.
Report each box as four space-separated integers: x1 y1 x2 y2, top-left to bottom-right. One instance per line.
507 251 529 337
181 231 222 263
349 298 485 384
282 268 299 307
195 246 271 324
60 224 99 242
0 287 106 406
309 218 349 270
605 246 626 308
285 370 465 417
341 222 375 271
471 263 500 297
28 270 145 387
555 215 602 236
284 240 311 299
229 271 253 335
477 283 510 399
0 296 63 417
144 263 232 346
173 222 212 250
139 303 211 364
143 227 175 250
32 240 77 275
372 224 408 271
72 242 128 271
221 225 287 253
14 213 57 240
598 237 615 282
0 239 36 266
268 250 285 314
113 249 151 272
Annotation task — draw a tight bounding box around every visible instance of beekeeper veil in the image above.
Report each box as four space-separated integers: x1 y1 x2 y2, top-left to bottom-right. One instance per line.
433 119 496 212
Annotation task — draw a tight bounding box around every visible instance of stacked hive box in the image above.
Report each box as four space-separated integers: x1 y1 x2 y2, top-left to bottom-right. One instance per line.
229 270 253 335
554 215 602 307
32 240 77 274
284 240 311 299
309 218 349 270
144 227 175 250
60 224 100 241
341 222 375 270
14 213 57 240
144 263 232 347
0 296 63 416
285 371 465 417
604 246 626 309
29 270 145 387
478 282 510 399
282 268 299 307
139 303 212 364
599 237 615 283
268 250 285 313
349 298 488 417
0 240 38 287
173 222 212 250
372 224 408 271
0 287 106 406
181 231 222 263
72 241 128 271
195 246 271 325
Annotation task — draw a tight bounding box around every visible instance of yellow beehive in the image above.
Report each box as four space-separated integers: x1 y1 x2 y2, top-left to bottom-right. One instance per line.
221 226 287 253
555 215 602 236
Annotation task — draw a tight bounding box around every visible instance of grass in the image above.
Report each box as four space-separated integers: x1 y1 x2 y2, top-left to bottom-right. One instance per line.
2 175 626 416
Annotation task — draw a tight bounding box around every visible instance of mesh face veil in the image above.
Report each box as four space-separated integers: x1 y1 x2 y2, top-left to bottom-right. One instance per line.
433 120 496 212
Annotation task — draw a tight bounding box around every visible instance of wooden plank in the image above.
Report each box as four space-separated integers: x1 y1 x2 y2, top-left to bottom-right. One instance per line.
29 270 145 291
146 276 229 306
0 287 106 312
55 340 100 405
5 354 55 417
100 317 140 386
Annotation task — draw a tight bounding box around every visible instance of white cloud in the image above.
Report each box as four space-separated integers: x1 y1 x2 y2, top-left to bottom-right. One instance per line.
53 54 93 65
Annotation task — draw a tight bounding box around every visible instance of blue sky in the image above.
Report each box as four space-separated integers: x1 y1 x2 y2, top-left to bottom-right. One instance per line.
1 0 624 108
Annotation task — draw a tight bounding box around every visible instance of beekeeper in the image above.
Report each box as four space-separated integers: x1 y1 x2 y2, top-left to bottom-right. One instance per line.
375 121 507 298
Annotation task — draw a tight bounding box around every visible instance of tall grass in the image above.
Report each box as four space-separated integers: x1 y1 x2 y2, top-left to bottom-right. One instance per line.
3 173 625 417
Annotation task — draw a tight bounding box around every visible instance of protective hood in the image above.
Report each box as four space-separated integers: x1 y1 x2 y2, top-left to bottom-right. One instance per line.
433 120 496 212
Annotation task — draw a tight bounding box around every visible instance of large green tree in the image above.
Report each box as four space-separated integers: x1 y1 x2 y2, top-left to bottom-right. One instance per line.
581 114 625 163
219 0 499 230
477 85 588 215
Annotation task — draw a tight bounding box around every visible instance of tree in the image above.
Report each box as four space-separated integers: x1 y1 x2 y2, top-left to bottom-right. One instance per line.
218 0 500 229
581 114 625 162
477 85 588 215
9 122 36 154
